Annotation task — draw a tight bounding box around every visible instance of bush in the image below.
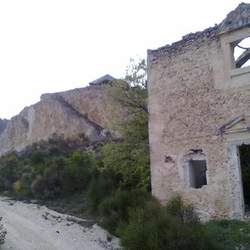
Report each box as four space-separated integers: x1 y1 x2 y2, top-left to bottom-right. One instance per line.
61 152 92 193
0 154 20 191
30 151 46 165
99 189 153 233
117 196 223 250
165 195 200 226
204 219 250 250
30 175 47 198
87 157 121 212
13 173 33 197
0 149 97 199
87 174 113 211
0 217 6 245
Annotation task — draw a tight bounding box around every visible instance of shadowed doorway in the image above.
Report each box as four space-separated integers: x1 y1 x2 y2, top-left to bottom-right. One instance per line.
239 144 250 212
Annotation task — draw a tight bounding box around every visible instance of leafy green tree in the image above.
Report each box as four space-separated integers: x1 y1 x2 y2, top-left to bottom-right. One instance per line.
101 59 150 189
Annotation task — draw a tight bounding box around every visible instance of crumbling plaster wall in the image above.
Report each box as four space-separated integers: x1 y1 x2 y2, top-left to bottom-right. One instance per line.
148 26 250 220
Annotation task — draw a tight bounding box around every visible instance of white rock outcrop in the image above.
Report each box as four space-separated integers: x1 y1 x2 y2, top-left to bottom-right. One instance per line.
0 85 110 156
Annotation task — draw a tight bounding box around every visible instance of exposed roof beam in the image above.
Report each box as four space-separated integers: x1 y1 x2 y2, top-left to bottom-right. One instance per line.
236 49 250 68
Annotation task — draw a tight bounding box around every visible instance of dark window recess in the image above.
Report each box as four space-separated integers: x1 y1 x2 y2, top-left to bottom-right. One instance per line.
239 144 250 210
189 160 207 189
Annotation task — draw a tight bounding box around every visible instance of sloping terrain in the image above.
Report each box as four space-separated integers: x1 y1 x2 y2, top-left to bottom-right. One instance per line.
0 85 111 157
0 197 119 250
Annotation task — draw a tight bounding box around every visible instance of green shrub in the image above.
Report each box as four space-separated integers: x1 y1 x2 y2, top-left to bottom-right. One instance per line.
35 156 65 198
101 139 150 189
61 152 92 193
165 195 200 226
44 159 64 191
30 175 47 198
30 151 46 165
0 154 20 191
87 174 113 211
99 189 153 233
87 157 121 212
117 197 223 250
0 217 6 245
204 219 250 250
13 173 33 197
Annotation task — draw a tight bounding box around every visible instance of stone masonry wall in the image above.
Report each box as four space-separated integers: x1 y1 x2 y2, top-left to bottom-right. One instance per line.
148 24 250 220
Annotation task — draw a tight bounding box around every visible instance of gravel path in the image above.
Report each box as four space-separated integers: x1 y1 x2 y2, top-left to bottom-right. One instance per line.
0 197 120 250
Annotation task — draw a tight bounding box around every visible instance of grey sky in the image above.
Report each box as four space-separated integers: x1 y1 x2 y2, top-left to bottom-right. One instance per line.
0 0 246 119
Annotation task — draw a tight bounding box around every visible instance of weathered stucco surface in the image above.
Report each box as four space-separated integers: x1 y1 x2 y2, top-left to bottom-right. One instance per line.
0 85 110 156
148 3 250 220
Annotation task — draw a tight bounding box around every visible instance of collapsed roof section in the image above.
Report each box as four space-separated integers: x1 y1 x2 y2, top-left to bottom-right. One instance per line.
219 3 250 35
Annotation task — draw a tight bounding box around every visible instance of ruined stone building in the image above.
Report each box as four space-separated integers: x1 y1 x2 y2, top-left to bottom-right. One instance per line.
148 3 250 220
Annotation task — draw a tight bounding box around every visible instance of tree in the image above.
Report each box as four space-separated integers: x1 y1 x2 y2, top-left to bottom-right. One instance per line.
100 59 150 190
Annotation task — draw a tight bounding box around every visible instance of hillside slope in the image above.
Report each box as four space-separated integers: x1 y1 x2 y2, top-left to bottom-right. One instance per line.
0 85 110 156
0 197 119 250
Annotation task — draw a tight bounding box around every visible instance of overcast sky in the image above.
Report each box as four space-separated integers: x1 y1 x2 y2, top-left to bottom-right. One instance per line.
0 0 247 119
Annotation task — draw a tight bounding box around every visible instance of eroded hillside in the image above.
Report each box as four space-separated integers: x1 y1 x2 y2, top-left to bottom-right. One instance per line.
0 85 110 156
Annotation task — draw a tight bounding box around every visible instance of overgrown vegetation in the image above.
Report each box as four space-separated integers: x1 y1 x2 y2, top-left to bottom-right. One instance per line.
204 219 250 250
0 59 250 250
0 217 6 246
117 196 221 250
101 58 150 190
99 193 250 250
99 189 154 233
0 58 150 213
0 149 115 213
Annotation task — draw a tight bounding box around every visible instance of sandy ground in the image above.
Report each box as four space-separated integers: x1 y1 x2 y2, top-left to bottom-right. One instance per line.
0 197 120 250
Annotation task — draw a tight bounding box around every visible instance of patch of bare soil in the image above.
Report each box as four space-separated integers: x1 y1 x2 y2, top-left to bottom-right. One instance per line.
0 197 119 250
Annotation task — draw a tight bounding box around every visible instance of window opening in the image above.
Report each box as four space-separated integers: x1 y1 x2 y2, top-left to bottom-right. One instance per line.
234 37 250 68
239 144 250 212
189 160 207 189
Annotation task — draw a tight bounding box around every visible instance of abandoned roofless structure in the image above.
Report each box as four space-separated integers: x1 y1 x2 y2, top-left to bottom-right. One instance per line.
148 3 250 220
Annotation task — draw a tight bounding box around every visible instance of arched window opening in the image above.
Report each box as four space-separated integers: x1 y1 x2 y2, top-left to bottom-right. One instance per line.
234 37 250 68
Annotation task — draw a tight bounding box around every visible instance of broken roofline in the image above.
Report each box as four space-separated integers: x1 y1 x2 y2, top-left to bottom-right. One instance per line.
148 2 250 55
148 25 219 55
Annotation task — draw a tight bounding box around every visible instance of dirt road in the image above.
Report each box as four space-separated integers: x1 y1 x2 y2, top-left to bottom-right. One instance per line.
0 197 119 250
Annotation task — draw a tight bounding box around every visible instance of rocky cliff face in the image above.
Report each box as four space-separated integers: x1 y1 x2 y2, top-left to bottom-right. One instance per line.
0 119 9 136
0 85 110 156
